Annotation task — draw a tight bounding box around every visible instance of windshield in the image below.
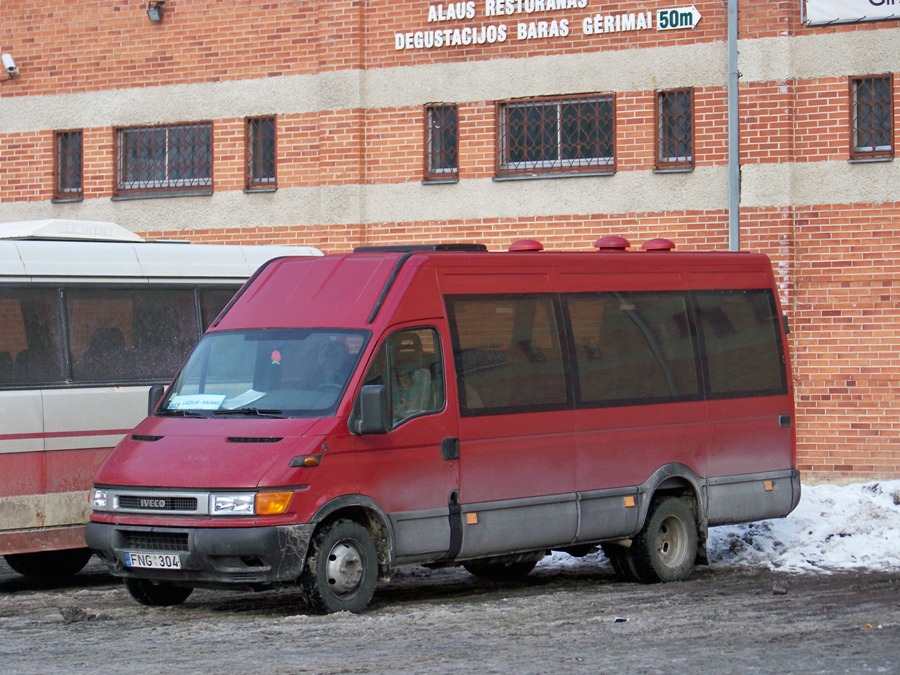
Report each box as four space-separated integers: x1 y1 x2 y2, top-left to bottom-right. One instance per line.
159 329 368 417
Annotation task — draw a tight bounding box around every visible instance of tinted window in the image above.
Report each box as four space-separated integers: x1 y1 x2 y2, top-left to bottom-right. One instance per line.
566 292 699 405
0 288 65 385
200 288 238 330
447 295 568 415
67 288 201 382
694 290 787 397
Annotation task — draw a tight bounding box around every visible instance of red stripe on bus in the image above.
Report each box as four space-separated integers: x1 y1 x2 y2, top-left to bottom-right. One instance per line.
0 446 113 497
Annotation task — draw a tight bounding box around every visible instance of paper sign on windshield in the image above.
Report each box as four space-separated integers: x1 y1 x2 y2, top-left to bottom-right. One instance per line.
168 394 227 410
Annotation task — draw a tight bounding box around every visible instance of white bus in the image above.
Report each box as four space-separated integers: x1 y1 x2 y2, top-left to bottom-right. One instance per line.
0 220 321 577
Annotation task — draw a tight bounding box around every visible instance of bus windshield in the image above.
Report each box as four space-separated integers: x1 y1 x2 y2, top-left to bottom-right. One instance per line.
161 329 368 417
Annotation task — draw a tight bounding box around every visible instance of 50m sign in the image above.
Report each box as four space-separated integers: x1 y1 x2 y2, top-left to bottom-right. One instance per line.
657 5 702 30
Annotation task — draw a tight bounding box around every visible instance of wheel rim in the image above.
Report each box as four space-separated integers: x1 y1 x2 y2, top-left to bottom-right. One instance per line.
656 514 689 569
325 538 365 596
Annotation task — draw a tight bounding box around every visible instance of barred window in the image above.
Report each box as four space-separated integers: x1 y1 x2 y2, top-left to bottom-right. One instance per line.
425 104 458 180
116 122 212 194
657 89 693 169
851 75 893 159
246 116 276 188
54 130 83 199
498 94 614 177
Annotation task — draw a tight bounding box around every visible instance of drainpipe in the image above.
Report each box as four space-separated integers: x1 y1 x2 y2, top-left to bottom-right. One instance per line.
728 0 740 251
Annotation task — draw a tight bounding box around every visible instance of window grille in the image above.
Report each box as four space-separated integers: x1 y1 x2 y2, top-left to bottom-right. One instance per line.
851 75 893 159
246 116 277 188
116 122 212 194
656 89 693 169
497 94 615 177
54 130 83 199
425 104 458 180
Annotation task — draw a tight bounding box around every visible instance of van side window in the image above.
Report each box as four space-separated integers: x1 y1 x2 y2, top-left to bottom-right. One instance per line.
363 328 445 426
566 292 700 406
447 295 568 415
694 290 787 398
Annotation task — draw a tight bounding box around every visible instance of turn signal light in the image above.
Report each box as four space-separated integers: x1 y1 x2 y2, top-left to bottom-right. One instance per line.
255 491 294 515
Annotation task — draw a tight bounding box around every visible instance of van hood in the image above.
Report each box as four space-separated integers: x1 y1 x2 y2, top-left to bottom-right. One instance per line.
94 416 332 489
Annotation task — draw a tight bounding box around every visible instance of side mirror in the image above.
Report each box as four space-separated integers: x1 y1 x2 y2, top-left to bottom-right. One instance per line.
148 384 166 415
350 384 389 435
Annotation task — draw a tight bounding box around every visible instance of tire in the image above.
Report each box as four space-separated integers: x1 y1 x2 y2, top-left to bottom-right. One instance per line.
300 520 378 614
631 496 698 583
124 578 194 607
463 552 543 582
601 543 655 583
4 548 92 578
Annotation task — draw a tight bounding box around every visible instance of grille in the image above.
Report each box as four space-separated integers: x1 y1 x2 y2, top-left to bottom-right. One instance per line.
118 495 198 511
122 530 189 552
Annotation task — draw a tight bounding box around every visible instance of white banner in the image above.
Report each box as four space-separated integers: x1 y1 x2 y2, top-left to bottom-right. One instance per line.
803 0 900 25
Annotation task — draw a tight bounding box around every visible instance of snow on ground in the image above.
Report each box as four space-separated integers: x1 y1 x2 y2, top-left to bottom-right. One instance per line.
707 479 900 573
540 480 900 574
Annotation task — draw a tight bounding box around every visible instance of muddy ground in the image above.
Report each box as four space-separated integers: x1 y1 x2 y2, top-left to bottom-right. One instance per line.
1 554 897 674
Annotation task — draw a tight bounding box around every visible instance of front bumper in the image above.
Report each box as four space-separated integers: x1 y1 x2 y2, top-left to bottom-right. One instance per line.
85 521 314 589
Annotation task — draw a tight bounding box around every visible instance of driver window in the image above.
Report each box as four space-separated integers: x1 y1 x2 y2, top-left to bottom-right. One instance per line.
364 328 445 426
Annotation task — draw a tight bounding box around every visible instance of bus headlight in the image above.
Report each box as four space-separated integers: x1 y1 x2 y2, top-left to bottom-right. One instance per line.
209 491 294 516
210 493 255 515
92 489 108 510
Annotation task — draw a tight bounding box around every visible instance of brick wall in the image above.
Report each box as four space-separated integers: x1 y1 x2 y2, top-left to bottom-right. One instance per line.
2 1 899 479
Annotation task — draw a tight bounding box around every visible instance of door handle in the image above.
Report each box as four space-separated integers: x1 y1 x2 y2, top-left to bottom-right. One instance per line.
441 437 459 461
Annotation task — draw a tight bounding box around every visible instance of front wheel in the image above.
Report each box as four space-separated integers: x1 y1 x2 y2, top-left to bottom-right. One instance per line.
300 520 378 614
4 548 93 578
631 496 698 583
124 578 194 606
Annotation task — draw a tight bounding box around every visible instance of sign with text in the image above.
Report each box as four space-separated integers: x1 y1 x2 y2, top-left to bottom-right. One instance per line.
803 0 900 25
394 1 703 51
657 5 701 30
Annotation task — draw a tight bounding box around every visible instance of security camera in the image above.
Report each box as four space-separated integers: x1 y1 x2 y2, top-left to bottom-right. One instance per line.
1 54 17 75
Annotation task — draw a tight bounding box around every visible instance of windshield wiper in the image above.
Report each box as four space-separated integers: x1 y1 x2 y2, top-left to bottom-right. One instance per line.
156 409 207 417
214 408 285 418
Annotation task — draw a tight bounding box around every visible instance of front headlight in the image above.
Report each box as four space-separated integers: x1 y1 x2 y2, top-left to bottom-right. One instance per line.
92 489 108 510
210 493 255 515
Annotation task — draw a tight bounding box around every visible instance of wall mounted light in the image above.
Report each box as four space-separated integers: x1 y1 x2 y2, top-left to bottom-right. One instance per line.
1 53 18 81
146 2 164 22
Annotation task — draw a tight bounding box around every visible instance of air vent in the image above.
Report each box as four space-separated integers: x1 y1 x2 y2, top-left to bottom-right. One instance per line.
595 236 631 251
508 239 544 252
642 238 676 251
122 530 189 552
227 436 284 443
131 434 163 442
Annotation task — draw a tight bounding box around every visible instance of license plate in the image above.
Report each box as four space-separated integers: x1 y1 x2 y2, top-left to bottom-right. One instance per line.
124 551 182 570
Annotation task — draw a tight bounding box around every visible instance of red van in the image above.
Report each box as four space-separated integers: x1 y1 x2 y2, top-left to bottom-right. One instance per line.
87 239 800 612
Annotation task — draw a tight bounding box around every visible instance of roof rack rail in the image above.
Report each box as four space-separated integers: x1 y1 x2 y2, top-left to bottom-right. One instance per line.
354 243 488 253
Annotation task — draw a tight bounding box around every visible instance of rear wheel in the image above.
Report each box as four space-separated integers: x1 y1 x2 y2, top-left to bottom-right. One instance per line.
631 496 698 583
4 548 92 578
601 544 650 583
124 578 194 606
463 552 544 582
301 520 378 614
